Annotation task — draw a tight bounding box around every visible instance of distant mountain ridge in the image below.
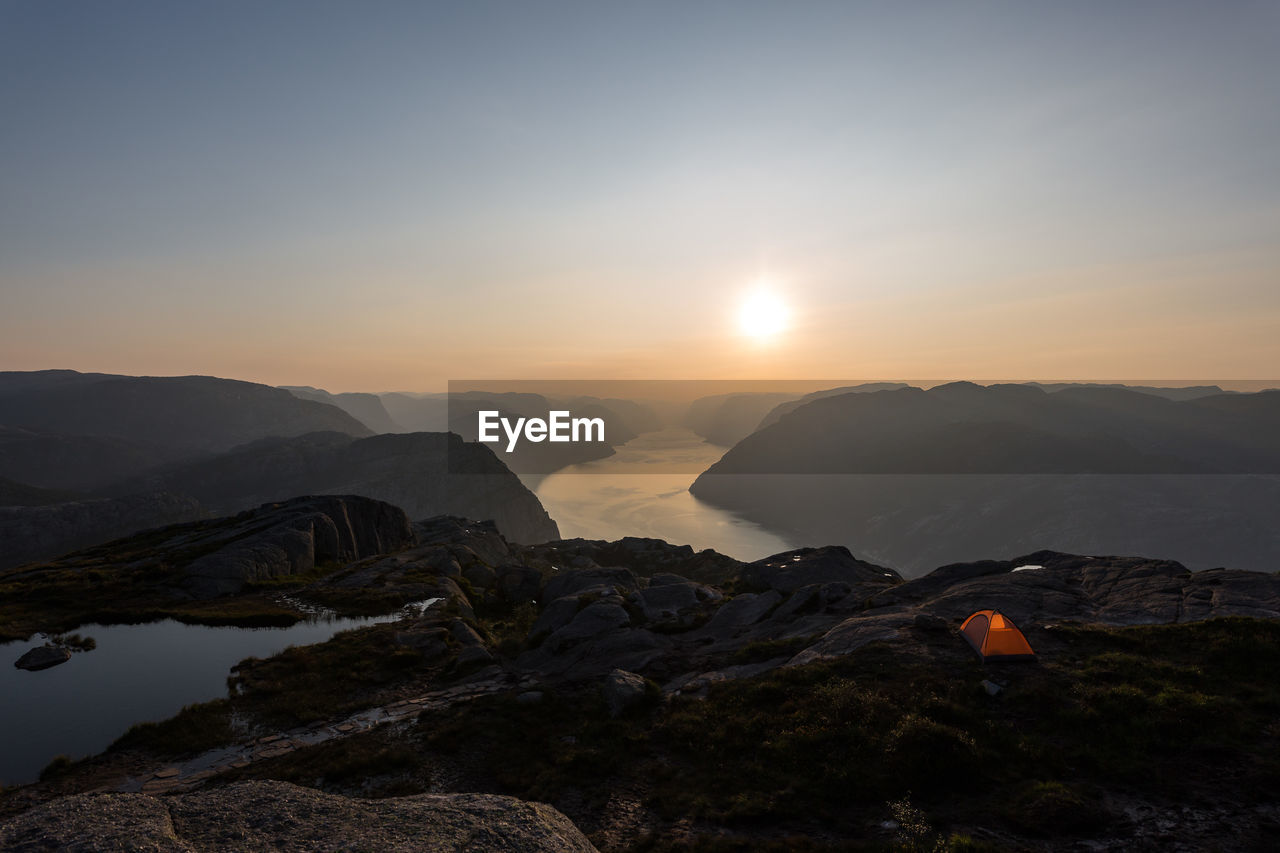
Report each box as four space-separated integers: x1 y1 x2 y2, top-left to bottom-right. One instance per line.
279 386 402 433
691 382 1280 575
0 371 371 489
0 372 563 563
109 431 560 544
699 382 1280 475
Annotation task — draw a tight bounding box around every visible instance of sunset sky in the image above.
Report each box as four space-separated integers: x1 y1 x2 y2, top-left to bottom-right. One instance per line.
2 1 1278 391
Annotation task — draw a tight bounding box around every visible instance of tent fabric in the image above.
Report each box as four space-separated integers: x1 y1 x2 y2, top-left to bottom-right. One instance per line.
959 609 1035 662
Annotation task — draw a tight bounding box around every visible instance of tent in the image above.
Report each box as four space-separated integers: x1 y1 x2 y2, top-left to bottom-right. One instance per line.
959 610 1036 662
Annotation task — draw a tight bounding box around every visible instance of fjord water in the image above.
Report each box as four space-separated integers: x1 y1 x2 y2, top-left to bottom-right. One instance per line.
0 612 408 786
529 427 792 561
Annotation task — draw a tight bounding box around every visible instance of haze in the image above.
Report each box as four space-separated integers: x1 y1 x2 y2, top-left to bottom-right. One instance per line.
2 1 1278 390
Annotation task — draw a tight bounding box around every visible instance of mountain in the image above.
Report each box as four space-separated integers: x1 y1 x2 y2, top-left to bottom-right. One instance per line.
377 392 450 432
753 382 912 431
0 371 372 454
0 492 208 570
697 383 1280 475
280 386 402 433
683 391 803 446
0 476 82 507
110 431 560 544
0 425 180 492
1024 381 1239 401
691 383 1280 575
378 390 663 474
0 372 372 489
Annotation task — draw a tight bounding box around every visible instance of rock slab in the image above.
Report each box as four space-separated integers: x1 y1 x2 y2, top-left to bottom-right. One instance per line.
0 779 598 852
13 645 71 671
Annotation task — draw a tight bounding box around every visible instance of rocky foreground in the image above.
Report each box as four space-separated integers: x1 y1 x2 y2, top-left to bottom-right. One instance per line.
4 496 1279 851
0 780 596 852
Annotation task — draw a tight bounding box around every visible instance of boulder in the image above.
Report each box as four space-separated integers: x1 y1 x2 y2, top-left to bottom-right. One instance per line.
496 564 543 603
529 594 590 640
449 619 486 648
635 581 720 627
14 645 71 671
0 780 598 851
740 546 901 595
602 668 650 717
544 601 631 651
543 567 640 602
699 591 783 639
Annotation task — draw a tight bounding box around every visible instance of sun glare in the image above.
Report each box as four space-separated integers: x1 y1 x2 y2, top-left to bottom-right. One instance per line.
738 287 789 339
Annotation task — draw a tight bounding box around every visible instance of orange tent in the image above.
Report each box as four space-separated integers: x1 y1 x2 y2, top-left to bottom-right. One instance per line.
959 610 1036 662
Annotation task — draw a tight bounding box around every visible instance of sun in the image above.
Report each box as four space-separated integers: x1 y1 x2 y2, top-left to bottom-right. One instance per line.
738 287 789 339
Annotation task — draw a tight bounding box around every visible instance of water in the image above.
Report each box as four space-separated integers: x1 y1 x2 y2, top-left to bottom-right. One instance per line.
528 427 792 561
0 604 432 786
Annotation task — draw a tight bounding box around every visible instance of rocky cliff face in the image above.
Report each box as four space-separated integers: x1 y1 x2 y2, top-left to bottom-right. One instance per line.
0 780 597 852
0 492 207 569
180 495 416 598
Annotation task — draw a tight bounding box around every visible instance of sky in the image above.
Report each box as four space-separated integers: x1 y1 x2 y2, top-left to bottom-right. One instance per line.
2 1 1278 391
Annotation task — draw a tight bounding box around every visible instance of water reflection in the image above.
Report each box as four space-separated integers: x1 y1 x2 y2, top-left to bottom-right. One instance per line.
0 602 434 786
529 428 792 561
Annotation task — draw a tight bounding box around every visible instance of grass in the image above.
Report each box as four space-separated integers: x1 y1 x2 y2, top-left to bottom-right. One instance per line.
25 605 1280 851
108 622 435 758
360 617 1279 849
111 699 238 756
226 624 428 729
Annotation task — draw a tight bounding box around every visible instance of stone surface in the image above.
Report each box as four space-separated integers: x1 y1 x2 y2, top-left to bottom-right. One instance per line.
543 567 640 602
699 591 783 637
13 645 71 671
183 495 415 598
0 780 598 852
601 669 650 717
740 545 901 595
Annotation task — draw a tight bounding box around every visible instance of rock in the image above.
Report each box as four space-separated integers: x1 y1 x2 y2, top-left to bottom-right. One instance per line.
526 538 742 586
544 601 632 651
183 496 415 598
869 550 1280 628
516 690 545 705
981 679 1004 696
699 591 783 639
602 668 650 716
463 561 497 589
13 645 71 671
496 564 543 603
787 611 918 666
518 626 669 681
740 545 901 595
393 627 449 659
543 567 640 602
772 582 855 622
449 618 486 648
635 581 719 627
912 613 949 632
0 779 598 851
529 595 590 640
456 645 494 668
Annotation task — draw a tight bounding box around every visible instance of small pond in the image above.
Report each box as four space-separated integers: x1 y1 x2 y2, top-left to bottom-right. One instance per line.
0 602 435 786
